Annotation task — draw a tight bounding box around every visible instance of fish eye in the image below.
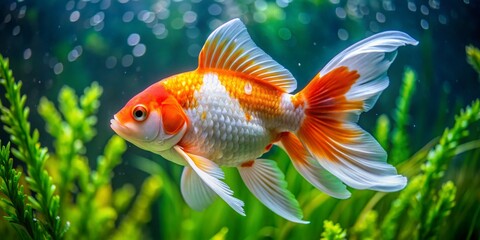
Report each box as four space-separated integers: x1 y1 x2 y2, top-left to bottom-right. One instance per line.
132 104 148 122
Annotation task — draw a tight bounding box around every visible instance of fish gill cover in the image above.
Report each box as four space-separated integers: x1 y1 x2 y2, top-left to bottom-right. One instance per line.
0 0 479 239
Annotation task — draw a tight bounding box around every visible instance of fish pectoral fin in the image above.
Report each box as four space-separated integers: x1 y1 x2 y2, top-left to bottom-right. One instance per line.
174 146 245 216
237 159 309 224
278 132 351 199
181 166 217 211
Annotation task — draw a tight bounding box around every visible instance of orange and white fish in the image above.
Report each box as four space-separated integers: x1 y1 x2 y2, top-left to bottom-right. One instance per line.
110 18 417 223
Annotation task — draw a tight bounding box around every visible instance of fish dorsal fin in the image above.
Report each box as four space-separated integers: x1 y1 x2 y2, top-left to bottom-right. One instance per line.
198 18 297 93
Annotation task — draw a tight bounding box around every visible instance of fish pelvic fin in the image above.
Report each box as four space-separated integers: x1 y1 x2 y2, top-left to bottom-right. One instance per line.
292 31 417 192
174 146 245 215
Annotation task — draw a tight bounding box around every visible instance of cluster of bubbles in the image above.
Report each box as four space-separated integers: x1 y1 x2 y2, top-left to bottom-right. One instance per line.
1 0 470 78
329 0 451 41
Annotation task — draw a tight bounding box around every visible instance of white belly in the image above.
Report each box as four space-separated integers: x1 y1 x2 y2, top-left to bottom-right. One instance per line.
181 73 274 166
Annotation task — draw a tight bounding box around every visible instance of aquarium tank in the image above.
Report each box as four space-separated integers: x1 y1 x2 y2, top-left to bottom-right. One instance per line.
0 0 479 239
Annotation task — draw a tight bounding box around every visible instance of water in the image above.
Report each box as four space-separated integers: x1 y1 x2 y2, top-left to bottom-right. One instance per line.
0 1 479 239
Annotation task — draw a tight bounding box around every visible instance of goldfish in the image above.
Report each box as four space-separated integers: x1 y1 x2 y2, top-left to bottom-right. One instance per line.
110 18 418 223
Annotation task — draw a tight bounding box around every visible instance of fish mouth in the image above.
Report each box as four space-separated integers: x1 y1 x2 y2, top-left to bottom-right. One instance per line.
110 115 131 140
110 115 159 144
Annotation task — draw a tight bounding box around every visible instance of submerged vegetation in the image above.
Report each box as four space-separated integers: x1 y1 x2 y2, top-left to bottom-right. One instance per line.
0 0 479 238
0 54 161 239
1 45 479 238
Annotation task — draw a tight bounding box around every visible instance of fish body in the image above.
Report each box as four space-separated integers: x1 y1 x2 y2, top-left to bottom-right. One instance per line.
110 19 418 223
160 71 302 166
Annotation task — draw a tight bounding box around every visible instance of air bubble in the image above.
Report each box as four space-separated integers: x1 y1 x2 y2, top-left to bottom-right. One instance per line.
335 7 346 19
65 0 75 10
156 9 170 20
152 23 166 35
171 18 184 29
127 33 140 46
70 11 80 22
276 0 290 8
105 56 117 69
132 44 146 57
54 63 64 75
376 12 386 23
438 14 447 24
18 6 27 19
408 2 417 12
183 11 197 24
138 11 155 23
337 28 348 41
420 5 429 15
68 46 83 62
208 4 222 16
420 19 429 29
255 0 268 11
10 2 17 11
122 11 134 23
4 14 12 24
429 0 440 9
100 0 112 10
253 12 266 23
121 54 134 67
12 26 21 36
298 13 311 24
23 48 32 60
278 28 291 40
90 12 105 26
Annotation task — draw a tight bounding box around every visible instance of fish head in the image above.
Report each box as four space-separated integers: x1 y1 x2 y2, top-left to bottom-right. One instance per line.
110 82 188 153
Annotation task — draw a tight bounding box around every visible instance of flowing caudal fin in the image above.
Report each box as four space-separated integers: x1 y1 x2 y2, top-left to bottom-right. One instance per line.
295 31 417 191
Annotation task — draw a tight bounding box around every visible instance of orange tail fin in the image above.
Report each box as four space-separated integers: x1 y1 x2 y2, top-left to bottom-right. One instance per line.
290 30 418 192
295 66 406 191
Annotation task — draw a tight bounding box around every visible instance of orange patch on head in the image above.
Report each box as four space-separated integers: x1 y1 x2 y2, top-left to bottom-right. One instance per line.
161 96 187 135
116 82 171 124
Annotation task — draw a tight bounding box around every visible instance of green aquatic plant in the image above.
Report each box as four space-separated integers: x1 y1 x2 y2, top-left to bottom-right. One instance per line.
321 220 347 240
381 99 480 240
0 55 67 239
466 45 480 75
0 141 42 239
1 49 479 239
374 114 390 150
390 68 416 164
37 82 102 207
0 54 162 240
